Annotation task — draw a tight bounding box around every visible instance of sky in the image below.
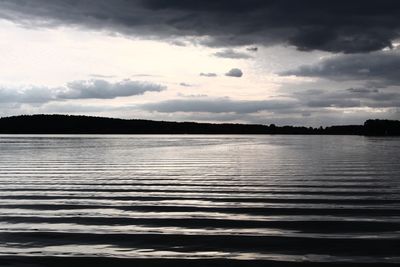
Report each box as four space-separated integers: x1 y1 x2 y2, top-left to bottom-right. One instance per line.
0 0 399 126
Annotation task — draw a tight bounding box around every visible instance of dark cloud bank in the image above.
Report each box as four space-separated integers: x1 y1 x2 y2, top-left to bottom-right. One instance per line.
292 88 400 109
1 0 400 53
281 50 400 87
278 48 400 110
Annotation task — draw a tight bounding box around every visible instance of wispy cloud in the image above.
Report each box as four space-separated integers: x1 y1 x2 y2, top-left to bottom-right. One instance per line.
213 49 253 59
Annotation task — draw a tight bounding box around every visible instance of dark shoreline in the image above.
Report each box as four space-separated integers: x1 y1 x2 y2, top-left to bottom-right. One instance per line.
0 114 399 136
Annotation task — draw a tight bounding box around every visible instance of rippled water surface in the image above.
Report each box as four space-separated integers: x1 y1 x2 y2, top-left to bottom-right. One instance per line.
0 135 399 266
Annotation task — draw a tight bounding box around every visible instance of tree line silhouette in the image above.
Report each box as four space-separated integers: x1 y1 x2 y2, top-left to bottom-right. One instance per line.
0 115 399 135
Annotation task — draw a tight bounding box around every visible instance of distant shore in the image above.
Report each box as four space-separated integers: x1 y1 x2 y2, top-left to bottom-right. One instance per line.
0 114 399 136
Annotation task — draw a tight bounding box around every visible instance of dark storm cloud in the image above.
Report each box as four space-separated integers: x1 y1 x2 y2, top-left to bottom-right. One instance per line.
226 68 243 78
141 98 298 114
1 0 400 53
213 49 253 59
281 50 400 86
0 79 165 104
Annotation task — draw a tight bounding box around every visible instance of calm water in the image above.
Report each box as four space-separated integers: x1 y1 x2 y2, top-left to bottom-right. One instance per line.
0 135 399 266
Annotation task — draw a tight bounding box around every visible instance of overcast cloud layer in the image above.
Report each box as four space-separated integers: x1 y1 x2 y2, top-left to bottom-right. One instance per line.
0 0 399 126
1 0 400 53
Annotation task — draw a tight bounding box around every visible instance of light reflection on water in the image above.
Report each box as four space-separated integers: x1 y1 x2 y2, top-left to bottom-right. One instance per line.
0 135 399 265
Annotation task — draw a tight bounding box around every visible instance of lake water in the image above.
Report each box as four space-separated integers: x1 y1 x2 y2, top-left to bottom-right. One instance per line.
0 135 399 267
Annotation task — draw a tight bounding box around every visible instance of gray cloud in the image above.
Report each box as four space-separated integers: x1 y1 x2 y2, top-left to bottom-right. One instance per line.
0 79 166 104
0 0 399 53
347 88 379 94
292 88 400 108
307 99 361 108
141 98 298 114
138 92 400 124
246 47 258 52
213 49 253 59
0 87 55 104
179 82 192 87
280 50 400 87
58 79 165 99
226 68 243 78
200 72 217 77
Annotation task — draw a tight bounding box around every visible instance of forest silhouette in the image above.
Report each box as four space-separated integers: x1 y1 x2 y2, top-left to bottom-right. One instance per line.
0 115 399 136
